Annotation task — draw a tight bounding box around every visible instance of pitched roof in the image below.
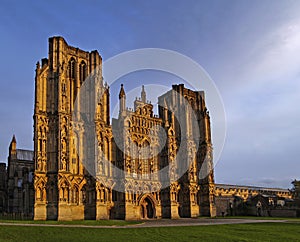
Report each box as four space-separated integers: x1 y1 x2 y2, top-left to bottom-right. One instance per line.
16 149 33 161
215 183 290 193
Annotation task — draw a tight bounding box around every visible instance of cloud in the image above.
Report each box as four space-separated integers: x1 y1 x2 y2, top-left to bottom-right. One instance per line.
216 18 300 188
237 19 300 87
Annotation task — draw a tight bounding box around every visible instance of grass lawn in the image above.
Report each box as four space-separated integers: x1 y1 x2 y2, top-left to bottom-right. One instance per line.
0 222 299 242
216 216 300 221
0 219 140 226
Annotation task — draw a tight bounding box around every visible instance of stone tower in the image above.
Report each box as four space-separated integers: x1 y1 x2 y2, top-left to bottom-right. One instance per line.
158 84 216 217
34 37 113 220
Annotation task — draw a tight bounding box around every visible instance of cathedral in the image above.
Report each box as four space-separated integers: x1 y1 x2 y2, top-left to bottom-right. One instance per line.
33 36 216 220
0 36 294 220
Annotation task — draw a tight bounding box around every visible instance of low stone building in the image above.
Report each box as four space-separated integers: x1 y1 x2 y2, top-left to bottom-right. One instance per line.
215 184 293 217
0 162 7 213
7 136 34 216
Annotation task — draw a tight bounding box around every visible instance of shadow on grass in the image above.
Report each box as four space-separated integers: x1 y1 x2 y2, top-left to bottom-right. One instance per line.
0 219 141 226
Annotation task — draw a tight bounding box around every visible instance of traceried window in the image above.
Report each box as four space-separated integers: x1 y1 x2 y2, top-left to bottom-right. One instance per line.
69 58 77 106
68 58 76 79
131 141 138 177
142 141 150 179
79 61 87 85
17 179 23 188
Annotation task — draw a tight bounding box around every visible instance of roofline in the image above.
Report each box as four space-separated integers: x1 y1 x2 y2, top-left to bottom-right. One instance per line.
16 149 33 153
215 183 291 192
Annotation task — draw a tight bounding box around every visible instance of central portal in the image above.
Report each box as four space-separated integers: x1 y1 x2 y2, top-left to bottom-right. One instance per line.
140 197 154 219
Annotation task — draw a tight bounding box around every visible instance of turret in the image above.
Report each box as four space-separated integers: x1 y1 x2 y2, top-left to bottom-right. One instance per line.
163 98 169 128
141 85 146 103
9 135 17 157
119 84 126 114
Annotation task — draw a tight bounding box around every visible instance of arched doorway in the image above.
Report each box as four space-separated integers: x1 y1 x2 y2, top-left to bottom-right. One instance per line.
140 196 155 219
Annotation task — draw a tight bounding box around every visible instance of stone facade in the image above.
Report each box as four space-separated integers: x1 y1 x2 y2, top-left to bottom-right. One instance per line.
292 180 300 200
0 162 7 213
7 136 34 215
33 36 215 220
214 184 292 216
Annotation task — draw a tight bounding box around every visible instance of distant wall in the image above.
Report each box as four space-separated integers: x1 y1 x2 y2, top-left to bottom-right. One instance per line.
270 209 297 217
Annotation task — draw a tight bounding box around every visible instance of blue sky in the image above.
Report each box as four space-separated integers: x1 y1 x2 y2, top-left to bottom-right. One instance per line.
0 0 299 188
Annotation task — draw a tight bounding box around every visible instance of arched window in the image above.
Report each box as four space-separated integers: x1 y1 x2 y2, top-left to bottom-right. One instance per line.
189 99 194 135
131 141 138 177
79 61 86 85
68 58 77 106
68 58 76 79
104 137 109 160
38 139 42 152
142 141 150 179
73 187 79 204
61 184 69 202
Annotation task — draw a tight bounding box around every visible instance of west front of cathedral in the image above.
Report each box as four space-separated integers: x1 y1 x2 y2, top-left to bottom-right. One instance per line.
33 36 216 220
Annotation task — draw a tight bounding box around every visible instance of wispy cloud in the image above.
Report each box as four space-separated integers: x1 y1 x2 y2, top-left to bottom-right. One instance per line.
218 17 300 188
245 20 300 84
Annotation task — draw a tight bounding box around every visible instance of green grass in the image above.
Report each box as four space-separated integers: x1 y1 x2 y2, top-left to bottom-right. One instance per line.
0 219 141 226
0 222 300 242
216 216 300 221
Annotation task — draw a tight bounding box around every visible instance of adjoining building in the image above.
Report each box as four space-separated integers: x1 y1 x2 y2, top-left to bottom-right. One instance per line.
214 184 293 217
0 162 7 213
6 136 34 216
